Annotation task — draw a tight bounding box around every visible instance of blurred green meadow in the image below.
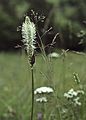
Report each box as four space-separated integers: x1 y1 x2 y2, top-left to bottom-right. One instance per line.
0 51 86 119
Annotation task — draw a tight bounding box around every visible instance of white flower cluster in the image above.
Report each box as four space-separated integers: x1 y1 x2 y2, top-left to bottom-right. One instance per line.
34 87 54 103
73 97 81 106
34 87 54 94
48 52 60 58
64 88 84 106
64 89 78 99
36 97 47 103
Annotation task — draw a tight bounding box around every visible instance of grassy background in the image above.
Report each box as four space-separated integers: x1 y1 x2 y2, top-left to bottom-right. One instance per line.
0 51 86 119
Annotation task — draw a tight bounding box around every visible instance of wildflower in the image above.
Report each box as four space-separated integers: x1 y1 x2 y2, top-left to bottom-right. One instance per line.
48 52 60 58
64 93 73 99
36 97 47 103
22 16 36 66
34 87 54 94
77 90 84 95
68 89 78 96
64 88 78 99
64 88 84 106
73 97 81 106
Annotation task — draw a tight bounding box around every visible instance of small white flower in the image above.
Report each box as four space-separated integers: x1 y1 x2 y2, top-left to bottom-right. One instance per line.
64 88 78 99
68 88 78 97
36 97 47 103
48 52 60 58
77 90 84 95
73 97 81 106
64 93 73 99
34 87 54 94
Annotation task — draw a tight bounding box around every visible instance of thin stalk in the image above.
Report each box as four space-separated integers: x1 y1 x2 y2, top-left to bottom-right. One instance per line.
62 57 66 91
31 66 34 120
37 30 46 58
71 105 79 120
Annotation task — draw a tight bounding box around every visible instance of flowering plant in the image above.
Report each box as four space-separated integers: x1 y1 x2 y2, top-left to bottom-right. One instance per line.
22 16 36 66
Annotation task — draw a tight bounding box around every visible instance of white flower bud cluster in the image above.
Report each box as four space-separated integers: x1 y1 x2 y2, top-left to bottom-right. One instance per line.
64 88 84 106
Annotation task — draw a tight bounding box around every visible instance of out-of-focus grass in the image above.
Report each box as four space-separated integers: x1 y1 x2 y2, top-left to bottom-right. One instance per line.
0 52 31 119
0 51 86 119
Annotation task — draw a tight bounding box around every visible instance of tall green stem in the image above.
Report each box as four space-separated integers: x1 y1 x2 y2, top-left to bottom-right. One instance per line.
31 66 34 120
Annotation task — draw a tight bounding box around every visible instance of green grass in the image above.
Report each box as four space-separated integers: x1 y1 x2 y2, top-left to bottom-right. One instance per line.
0 51 86 120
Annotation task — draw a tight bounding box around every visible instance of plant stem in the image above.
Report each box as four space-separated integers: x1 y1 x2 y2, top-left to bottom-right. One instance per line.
31 66 34 120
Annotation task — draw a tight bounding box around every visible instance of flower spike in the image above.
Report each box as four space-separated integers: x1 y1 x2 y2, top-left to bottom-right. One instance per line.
22 16 36 66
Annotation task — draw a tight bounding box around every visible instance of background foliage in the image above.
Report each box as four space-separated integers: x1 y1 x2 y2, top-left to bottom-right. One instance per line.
0 0 86 51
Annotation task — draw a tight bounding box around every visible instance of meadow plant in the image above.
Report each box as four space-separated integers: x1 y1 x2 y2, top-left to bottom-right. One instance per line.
22 16 36 66
36 97 47 103
48 52 60 58
64 88 84 106
21 12 56 120
34 86 54 94
22 16 36 120
20 11 86 120
60 49 69 91
34 87 54 119
73 72 80 85
62 72 85 120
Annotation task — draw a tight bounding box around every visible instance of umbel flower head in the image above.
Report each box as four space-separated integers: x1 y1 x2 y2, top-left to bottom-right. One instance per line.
36 97 47 103
22 16 36 66
34 86 54 94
